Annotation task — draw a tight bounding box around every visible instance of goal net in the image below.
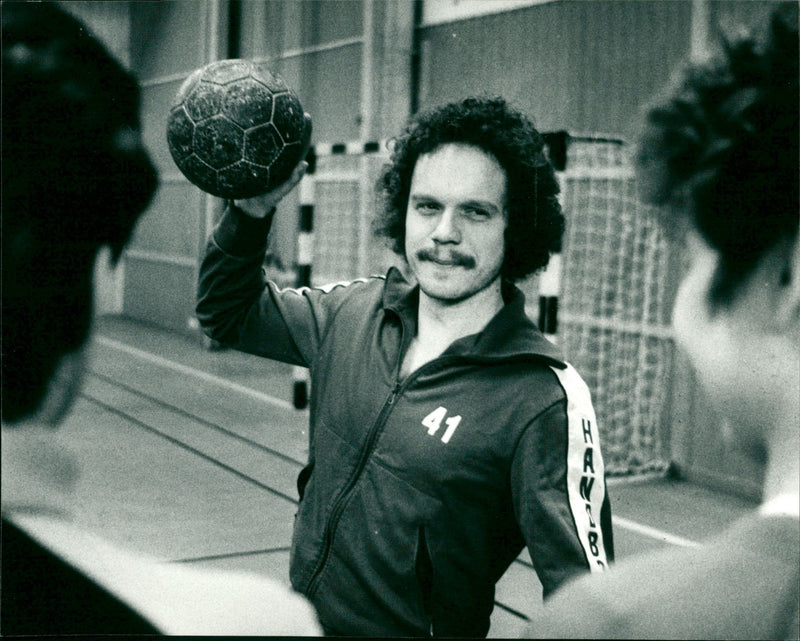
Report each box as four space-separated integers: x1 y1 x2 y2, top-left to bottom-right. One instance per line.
551 138 674 475
309 147 399 285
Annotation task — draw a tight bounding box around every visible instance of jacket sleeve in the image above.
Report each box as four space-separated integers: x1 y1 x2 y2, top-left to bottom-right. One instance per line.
196 202 350 367
510 364 614 599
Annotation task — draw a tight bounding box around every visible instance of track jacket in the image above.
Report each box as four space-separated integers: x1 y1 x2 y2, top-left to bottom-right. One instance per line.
197 204 614 637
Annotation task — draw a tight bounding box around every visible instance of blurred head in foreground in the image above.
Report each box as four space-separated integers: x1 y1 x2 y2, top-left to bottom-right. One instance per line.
2 2 158 425
634 4 798 463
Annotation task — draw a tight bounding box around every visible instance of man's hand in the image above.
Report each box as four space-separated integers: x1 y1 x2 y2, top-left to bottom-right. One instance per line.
234 159 309 219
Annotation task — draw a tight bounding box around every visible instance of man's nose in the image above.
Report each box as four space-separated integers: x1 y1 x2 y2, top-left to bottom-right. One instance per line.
431 209 461 243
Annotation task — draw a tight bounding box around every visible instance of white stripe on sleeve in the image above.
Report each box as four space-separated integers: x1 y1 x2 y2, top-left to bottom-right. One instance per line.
550 363 610 571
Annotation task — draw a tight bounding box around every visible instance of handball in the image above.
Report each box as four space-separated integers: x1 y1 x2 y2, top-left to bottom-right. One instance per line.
166 59 311 199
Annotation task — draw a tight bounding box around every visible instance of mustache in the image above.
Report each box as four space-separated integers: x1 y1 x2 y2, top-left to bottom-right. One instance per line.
416 248 476 268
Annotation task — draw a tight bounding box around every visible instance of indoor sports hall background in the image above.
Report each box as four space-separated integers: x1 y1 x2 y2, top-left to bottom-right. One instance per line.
72 0 782 496
53 0 786 634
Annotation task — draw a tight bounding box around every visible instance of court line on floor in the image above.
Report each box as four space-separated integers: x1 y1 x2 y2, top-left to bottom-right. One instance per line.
174 546 291 565
612 515 701 548
493 600 531 622
95 336 296 411
87 371 306 468
81 391 299 505
511 512 699 574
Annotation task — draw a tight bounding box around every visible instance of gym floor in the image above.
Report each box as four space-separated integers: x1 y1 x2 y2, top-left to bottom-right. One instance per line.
59 315 757 636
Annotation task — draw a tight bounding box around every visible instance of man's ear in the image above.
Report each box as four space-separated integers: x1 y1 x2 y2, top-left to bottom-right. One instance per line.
774 229 800 330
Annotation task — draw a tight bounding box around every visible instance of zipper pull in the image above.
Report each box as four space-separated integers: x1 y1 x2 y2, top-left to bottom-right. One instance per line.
387 382 401 405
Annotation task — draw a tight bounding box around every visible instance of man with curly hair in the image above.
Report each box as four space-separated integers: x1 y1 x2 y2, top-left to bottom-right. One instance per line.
197 96 614 636
521 5 798 639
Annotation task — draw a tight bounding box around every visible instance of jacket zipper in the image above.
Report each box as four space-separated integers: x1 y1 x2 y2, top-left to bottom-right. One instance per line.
305 378 402 598
304 310 414 598
303 347 543 598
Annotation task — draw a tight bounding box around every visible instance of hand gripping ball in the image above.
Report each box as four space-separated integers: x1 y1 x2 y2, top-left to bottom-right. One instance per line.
166 59 312 199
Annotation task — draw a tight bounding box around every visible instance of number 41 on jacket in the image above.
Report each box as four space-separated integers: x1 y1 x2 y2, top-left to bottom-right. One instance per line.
422 406 461 444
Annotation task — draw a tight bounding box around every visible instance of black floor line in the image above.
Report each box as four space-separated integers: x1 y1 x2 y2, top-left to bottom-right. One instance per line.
173 546 291 564
80 391 299 506
492 600 530 621
88 370 306 467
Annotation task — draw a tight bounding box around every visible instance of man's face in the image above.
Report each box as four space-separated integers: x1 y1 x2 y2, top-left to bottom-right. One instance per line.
404 143 508 304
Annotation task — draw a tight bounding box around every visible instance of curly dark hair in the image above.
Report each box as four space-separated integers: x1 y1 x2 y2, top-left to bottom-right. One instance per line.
375 96 564 282
2 2 158 423
634 4 798 306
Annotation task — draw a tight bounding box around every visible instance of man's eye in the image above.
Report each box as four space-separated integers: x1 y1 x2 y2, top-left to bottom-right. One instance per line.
463 207 490 220
416 202 439 214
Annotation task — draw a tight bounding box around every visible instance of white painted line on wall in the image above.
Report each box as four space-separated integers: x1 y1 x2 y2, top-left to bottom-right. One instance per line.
613 515 701 548
95 336 296 411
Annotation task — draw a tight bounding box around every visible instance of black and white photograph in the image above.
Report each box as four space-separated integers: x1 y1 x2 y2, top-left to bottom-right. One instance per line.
2 0 797 637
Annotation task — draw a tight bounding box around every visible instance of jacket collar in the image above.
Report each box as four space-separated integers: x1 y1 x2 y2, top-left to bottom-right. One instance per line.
381 266 566 368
